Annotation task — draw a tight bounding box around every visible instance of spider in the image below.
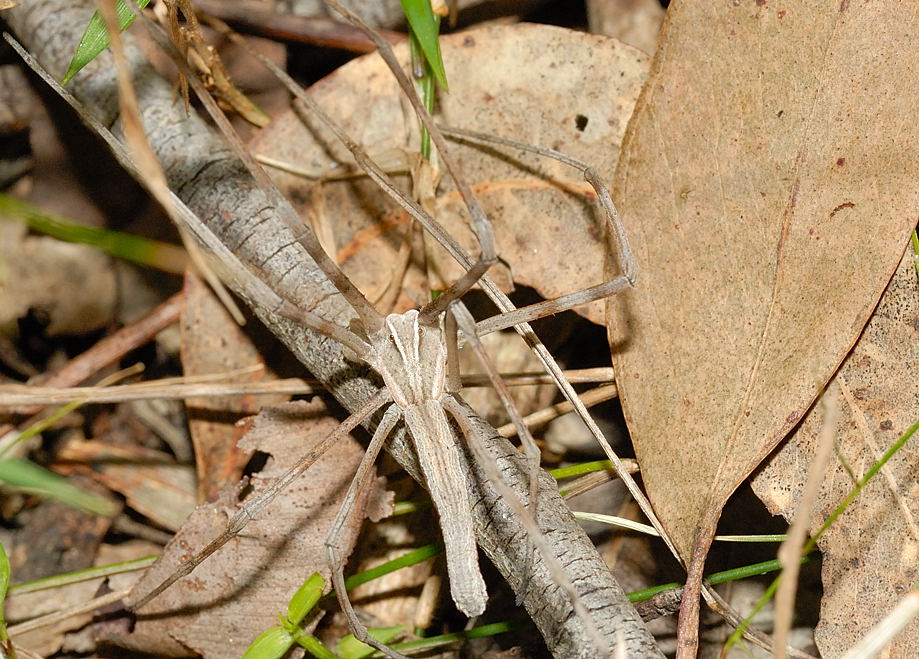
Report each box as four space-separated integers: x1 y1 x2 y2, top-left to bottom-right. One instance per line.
7 2 671 656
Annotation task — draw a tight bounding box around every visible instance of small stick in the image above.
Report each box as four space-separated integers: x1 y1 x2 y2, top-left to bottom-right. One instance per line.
495 383 620 438
194 0 403 53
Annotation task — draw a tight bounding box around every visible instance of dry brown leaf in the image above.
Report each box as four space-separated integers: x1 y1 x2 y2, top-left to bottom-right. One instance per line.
0 221 116 335
59 438 196 531
752 245 919 658
121 398 386 658
181 271 289 502
606 0 919 646
251 23 649 324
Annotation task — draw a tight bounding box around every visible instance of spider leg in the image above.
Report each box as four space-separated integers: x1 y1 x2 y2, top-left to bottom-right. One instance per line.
326 403 409 659
437 126 638 336
322 0 498 320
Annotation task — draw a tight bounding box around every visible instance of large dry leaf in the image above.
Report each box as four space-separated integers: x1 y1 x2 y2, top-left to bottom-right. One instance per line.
251 23 649 324
752 246 919 657
122 399 386 658
607 0 919 625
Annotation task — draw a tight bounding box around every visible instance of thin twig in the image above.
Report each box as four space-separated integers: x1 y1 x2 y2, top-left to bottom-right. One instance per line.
194 0 402 53
495 383 619 438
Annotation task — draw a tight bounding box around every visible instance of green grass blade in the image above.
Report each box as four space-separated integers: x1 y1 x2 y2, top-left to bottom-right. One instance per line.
550 459 613 480
0 193 186 273
0 458 118 517
9 555 157 594
62 0 152 84
242 625 294 659
0 540 9 632
389 621 521 655
343 542 443 591
294 632 338 659
287 573 325 624
337 626 405 659
399 0 447 90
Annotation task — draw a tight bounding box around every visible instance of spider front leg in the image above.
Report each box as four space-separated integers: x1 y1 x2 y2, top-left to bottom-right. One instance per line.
438 126 638 336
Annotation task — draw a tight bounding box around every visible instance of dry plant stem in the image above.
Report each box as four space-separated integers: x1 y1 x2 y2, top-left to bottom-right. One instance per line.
496 383 620 438
194 0 402 53
7 589 131 636
703 587 818 659
561 465 640 501
840 590 919 659
0 369 611 407
464 366 617 386
773 387 839 658
4 5 661 656
0 377 317 407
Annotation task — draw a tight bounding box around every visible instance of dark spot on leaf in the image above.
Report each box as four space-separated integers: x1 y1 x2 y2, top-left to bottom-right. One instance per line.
575 114 589 131
830 201 855 219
